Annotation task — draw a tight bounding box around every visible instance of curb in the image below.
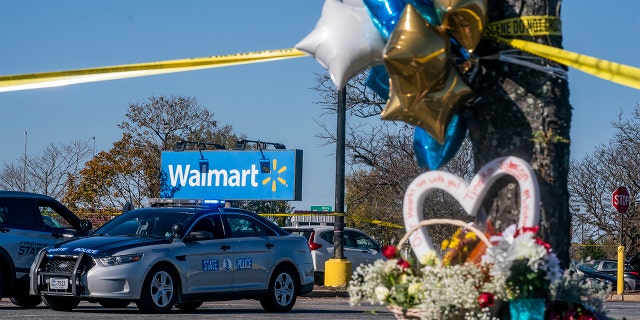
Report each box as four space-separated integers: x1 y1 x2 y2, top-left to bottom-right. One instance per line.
607 293 640 302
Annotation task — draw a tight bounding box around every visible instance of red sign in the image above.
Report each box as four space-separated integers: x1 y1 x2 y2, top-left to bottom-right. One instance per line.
612 186 630 214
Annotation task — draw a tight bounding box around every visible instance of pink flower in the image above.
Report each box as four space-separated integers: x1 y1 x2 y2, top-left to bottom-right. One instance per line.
477 292 494 308
382 245 398 259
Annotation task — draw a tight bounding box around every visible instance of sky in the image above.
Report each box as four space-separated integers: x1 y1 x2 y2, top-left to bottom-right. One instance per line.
0 0 639 212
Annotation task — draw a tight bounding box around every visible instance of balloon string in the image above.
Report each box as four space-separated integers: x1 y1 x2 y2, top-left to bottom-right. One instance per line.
482 50 568 79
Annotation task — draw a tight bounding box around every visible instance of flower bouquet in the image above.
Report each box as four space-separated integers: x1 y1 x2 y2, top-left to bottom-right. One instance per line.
348 219 613 320
348 219 506 319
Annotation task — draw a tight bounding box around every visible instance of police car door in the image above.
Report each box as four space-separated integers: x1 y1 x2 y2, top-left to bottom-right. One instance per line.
0 197 71 277
224 214 277 292
183 214 235 294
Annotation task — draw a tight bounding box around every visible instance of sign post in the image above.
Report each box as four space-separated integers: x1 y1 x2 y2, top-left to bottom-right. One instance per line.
612 186 630 295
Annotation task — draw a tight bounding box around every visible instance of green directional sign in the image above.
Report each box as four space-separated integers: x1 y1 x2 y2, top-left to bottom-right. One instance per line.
310 205 332 212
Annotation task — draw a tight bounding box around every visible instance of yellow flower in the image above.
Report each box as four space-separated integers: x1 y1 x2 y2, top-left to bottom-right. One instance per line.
419 251 441 266
441 239 450 251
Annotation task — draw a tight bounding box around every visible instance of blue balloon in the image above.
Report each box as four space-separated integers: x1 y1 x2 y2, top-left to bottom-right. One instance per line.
363 1 440 40
365 65 390 100
413 113 467 170
362 0 406 40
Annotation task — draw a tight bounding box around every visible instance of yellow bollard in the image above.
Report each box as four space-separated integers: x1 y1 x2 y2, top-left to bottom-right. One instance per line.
618 246 625 295
324 258 352 287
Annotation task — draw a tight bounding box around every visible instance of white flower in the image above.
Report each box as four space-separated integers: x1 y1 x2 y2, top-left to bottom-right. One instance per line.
374 286 389 303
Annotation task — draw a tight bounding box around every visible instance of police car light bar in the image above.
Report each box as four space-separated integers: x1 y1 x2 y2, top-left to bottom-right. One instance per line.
149 198 225 207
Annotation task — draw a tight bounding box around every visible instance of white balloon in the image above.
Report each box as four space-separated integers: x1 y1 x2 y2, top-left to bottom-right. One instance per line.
340 0 365 7
296 0 385 89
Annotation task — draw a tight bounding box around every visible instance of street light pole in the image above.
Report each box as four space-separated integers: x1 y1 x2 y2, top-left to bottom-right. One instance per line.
324 87 351 287
334 88 346 260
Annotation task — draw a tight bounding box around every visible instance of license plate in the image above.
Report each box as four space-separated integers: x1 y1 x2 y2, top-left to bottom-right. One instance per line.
49 277 68 290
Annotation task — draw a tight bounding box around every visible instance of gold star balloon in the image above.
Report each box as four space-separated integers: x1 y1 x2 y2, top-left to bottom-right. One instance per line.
434 0 488 52
382 4 450 97
382 4 475 144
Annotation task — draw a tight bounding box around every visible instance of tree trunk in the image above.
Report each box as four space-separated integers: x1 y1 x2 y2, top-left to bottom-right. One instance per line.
468 0 571 266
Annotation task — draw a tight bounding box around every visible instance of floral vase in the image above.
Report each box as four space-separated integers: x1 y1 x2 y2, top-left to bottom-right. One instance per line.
509 298 545 320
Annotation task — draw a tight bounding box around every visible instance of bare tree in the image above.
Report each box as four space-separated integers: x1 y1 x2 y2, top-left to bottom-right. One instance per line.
65 95 242 210
569 104 640 256
0 139 93 198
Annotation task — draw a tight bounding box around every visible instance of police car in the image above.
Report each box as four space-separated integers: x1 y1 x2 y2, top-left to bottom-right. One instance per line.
30 201 314 313
0 191 92 307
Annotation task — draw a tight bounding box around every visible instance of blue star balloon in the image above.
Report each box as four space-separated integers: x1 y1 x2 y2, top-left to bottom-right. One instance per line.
365 65 390 100
363 1 440 40
413 112 467 170
362 0 407 40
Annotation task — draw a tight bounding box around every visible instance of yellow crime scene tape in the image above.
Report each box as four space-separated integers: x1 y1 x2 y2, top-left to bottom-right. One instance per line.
0 48 308 92
259 212 404 229
485 16 562 37
0 21 638 93
483 16 640 90
488 35 640 90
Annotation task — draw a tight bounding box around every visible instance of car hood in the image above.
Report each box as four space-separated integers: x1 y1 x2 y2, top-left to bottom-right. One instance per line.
45 235 171 257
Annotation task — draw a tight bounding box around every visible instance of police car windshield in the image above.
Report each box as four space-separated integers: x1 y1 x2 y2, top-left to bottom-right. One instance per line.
93 210 193 238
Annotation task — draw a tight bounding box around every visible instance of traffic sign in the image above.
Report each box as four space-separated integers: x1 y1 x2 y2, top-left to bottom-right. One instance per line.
612 186 630 214
310 205 332 212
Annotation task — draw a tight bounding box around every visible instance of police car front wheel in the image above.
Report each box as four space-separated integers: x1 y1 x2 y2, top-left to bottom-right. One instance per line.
10 294 42 308
136 264 177 313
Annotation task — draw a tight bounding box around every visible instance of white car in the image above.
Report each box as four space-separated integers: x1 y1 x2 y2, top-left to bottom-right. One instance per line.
30 206 314 313
283 226 383 284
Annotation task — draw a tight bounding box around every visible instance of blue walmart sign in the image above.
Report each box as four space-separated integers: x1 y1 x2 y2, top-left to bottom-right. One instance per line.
160 150 302 200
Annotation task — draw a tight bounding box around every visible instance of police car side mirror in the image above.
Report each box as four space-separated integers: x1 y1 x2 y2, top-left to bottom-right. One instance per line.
184 231 214 242
79 219 92 232
172 223 184 238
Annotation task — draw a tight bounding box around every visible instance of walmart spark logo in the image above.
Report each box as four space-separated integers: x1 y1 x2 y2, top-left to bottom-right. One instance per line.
261 159 287 192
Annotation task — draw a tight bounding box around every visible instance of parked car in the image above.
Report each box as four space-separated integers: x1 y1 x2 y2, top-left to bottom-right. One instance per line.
0 191 92 307
584 259 640 290
30 205 314 313
574 263 616 292
628 253 640 273
283 226 383 284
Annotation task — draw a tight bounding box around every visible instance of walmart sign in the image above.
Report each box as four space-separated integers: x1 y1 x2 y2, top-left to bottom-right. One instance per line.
160 150 302 200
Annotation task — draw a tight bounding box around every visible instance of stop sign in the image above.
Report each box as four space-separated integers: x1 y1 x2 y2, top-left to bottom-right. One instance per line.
612 186 630 214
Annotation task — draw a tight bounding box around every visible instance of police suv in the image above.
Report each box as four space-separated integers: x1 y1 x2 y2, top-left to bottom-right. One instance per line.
0 191 92 307
30 200 315 313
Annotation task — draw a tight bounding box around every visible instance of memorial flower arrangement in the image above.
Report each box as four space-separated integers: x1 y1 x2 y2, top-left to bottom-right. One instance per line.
482 224 563 299
348 221 612 320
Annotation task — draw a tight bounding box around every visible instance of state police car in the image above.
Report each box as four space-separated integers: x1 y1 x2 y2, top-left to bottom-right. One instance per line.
0 191 92 307
30 202 314 313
